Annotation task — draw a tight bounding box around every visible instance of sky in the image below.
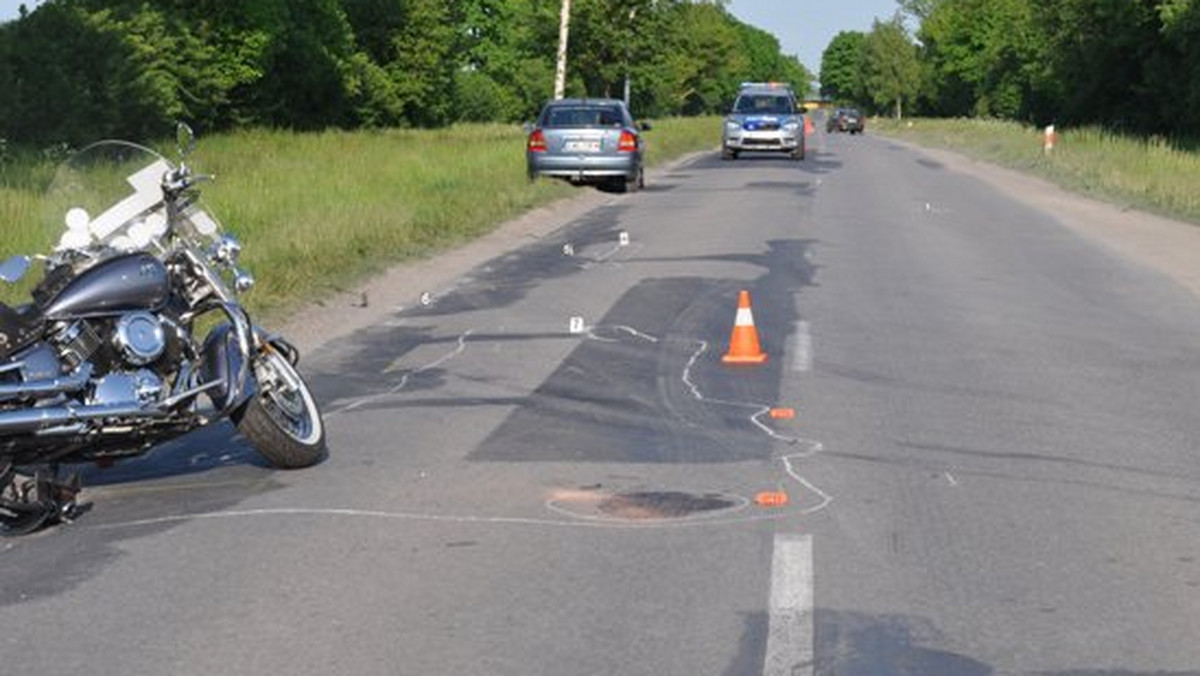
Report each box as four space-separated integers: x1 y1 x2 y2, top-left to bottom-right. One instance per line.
0 0 37 22
0 0 901 77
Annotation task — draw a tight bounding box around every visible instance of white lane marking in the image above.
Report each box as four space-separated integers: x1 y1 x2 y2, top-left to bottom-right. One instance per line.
764 533 814 676
793 321 812 373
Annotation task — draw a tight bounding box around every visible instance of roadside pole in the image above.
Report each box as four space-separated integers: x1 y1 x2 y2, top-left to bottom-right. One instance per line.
623 7 636 106
554 0 571 100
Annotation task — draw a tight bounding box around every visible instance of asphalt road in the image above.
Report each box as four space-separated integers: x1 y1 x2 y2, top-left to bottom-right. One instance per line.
3 127 1200 676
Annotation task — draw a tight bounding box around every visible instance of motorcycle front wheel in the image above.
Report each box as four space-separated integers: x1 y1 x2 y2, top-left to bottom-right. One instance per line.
234 347 326 469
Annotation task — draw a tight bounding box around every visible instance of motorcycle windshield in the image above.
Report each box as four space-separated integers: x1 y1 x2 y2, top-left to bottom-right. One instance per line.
41 141 222 261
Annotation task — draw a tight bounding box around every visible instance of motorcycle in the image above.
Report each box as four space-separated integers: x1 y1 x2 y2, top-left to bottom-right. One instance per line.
0 124 326 535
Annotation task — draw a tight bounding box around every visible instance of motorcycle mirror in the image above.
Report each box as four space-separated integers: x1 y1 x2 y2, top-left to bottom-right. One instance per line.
175 122 196 158
0 255 31 284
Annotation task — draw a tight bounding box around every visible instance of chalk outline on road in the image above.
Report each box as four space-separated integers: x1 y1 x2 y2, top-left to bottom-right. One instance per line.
96 319 832 532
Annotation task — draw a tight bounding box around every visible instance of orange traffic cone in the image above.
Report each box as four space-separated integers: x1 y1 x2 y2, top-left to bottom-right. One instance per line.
804 116 814 136
722 290 768 364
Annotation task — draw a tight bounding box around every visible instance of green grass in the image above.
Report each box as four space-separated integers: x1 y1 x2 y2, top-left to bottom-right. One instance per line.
0 117 721 315
872 117 1200 225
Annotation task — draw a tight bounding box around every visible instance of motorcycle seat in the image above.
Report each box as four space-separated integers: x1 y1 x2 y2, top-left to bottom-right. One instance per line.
0 302 43 361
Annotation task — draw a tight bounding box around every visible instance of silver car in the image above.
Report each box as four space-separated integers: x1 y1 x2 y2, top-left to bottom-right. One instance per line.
526 98 649 193
721 83 805 161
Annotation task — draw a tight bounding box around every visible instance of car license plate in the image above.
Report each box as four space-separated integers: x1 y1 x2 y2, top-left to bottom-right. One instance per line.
564 140 601 152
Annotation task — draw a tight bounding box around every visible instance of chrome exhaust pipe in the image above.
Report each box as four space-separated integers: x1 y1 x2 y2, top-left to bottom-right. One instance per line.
0 364 92 402
0 401 168 434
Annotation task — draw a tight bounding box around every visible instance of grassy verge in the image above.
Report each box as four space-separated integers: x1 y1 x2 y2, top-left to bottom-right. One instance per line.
0 116 720 315
871 117 1200 225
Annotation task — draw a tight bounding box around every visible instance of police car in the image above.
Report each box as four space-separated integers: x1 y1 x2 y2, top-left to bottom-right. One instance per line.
721 82 805 161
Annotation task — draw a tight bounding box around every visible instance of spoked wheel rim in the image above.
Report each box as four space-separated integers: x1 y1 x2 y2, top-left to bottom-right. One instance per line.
254 349 322 446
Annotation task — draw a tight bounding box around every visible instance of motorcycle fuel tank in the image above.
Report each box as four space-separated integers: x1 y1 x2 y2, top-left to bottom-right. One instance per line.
42 253 169 320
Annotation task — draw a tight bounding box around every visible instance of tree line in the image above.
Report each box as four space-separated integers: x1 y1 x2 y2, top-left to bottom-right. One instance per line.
0 0 811 147
820 0 1200 138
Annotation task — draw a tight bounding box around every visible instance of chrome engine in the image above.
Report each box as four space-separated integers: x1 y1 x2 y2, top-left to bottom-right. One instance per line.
51 319 104 370
88 369 165 407
113 312 166 366
0 312 176 436
51 311 168 374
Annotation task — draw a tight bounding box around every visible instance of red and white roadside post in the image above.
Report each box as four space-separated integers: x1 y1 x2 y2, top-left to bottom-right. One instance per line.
1043 124 1057 154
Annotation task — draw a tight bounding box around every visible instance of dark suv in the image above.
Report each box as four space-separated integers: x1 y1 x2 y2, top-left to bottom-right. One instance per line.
827 107 865 134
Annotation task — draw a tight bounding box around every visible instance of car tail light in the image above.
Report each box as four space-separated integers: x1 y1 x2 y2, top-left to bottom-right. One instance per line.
618 130 638 153
528 130 547 153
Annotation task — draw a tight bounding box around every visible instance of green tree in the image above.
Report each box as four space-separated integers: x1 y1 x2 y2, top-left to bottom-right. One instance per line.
897 0 942 21
820 31 865 103
1154 0 1200 133
1036 0 1161 130
861 16 920 118
449 0 558 122
0 0 813 142
0 2 201 144
732 20 812 94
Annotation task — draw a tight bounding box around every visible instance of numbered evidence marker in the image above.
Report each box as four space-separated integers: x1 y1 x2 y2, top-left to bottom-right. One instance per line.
569 317 585 334
618 231 630 247
419 292 433 306
562 243 575 257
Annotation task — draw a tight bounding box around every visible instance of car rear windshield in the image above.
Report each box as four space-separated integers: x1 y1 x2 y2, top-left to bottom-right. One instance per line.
540 105 627 128
734 95 795 115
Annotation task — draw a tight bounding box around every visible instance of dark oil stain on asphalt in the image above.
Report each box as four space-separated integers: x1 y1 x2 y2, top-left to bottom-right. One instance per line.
596 491 738 520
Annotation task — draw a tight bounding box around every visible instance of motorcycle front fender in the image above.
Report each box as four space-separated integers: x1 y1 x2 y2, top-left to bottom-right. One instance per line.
199 304 257 414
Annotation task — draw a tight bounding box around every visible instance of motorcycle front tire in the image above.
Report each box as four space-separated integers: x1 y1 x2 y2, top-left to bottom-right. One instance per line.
234 348 327 469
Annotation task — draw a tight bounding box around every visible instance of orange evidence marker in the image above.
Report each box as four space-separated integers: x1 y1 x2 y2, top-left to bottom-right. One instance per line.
769 407 796 419
722 290 768 364
754 491 790 507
